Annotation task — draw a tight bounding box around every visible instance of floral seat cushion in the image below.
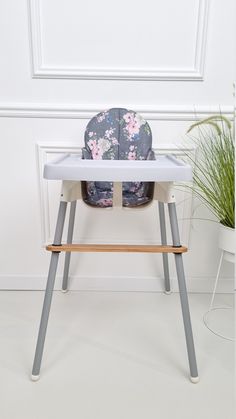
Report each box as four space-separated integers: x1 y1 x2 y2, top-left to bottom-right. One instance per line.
82 108 155 207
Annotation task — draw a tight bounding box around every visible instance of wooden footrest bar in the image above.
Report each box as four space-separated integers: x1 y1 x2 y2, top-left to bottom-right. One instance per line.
46 244 188 253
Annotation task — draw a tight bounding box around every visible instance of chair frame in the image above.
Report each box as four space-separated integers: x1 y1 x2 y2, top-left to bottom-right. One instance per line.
31 179 199 383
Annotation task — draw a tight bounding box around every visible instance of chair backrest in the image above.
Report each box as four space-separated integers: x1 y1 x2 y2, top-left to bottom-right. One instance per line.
84 108 152 160
82 108 154 207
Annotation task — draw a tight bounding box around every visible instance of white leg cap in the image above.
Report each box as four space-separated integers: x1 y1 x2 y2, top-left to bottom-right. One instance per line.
61 289 68 293
190 376 199 384
31 374 40 382
164 291 172 295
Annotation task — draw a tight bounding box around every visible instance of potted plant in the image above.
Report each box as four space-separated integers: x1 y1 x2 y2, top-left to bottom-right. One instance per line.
187 114 235 340
187 114 235 259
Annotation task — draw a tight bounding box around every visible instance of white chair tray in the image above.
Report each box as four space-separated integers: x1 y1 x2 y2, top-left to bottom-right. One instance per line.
44 153 192 182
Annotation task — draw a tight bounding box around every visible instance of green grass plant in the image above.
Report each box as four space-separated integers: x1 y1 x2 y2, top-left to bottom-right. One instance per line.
187 115 234 229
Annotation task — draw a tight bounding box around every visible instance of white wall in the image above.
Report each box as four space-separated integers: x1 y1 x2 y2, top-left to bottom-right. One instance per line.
0 0 235 291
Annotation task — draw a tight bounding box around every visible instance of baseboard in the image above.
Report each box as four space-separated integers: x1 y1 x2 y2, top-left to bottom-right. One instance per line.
0 275 234 293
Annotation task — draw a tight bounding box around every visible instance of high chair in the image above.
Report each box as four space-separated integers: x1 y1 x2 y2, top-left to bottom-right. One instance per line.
32 108 199 383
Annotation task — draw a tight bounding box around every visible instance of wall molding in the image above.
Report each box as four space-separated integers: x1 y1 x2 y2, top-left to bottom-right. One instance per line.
0 103 233 120
28 0 209 81
0 274 233 293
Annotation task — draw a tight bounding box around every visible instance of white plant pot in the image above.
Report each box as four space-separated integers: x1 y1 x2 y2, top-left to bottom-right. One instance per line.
218 223 235 263
203 223 235 342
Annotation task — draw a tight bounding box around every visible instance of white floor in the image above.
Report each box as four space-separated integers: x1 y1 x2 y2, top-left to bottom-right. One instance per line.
0 291 234 419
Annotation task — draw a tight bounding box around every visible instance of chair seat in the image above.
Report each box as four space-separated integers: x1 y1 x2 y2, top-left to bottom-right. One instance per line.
83 181 153 208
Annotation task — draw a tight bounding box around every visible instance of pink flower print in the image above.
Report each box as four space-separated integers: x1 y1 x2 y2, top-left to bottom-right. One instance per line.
98 198 112 207
128 151 136 160
123 112 145 139
88 140 103 159
91 144 103 160
112 138 119 145
123 112 133 123
127 121 140 136
87 139 97 150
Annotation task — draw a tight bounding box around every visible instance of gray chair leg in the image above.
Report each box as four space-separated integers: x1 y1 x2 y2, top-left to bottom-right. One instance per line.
168 202 199 383
31 201 67 381
62 201 77 292
158 202 171 294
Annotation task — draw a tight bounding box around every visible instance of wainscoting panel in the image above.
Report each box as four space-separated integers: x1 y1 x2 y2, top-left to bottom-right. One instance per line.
0 0 234 290
29 0 209 80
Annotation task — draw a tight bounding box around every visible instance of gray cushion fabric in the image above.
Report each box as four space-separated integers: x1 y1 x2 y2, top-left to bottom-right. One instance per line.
82 108 155 207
